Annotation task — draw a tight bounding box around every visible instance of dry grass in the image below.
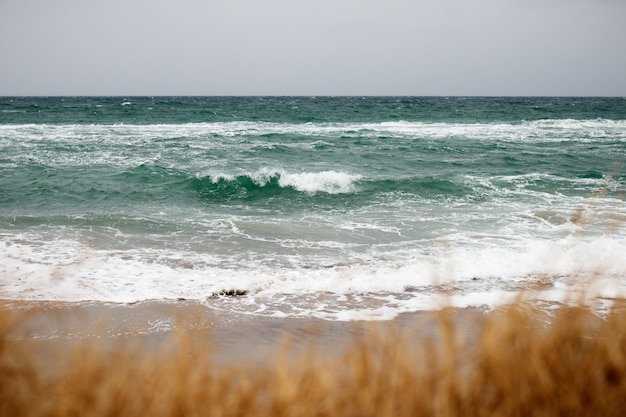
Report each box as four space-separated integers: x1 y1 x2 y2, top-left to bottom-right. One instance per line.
2 301 626 417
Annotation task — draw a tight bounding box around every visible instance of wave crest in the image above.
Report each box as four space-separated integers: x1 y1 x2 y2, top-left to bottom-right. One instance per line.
278 170 361 194
195 169 361 198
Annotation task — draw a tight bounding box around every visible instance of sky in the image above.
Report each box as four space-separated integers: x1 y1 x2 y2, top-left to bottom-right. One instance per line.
1 0 625 96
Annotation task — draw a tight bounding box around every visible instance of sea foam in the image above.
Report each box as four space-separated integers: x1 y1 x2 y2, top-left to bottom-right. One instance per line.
2 233 626 320
278 170 361 194
203 168 361 194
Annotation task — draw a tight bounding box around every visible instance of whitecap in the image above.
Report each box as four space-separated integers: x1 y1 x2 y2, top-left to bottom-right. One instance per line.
278 170 362 194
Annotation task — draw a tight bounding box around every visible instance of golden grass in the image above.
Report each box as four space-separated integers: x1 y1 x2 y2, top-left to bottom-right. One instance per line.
2 301 626 417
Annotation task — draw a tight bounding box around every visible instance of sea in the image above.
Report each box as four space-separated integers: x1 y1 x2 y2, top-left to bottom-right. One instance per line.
1 96 625 321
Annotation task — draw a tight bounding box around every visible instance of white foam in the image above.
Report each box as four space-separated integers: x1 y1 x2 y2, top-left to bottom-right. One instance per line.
2 118 623 144
200 168 362 194
205 172 235 183
278 171 361 194
2 119 623 175
2 232 626 321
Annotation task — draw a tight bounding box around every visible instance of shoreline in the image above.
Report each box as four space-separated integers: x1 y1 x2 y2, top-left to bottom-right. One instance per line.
5 296 614 373
2 298 486 366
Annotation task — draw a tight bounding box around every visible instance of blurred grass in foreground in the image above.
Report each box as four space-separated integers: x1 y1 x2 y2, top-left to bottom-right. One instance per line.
2 298 626 417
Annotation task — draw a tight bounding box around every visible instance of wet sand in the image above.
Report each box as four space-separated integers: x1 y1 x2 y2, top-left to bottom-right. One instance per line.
2 299 484 370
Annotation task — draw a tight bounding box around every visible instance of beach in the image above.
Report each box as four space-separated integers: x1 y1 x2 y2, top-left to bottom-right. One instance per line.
3 299 475 367
4 296 626 417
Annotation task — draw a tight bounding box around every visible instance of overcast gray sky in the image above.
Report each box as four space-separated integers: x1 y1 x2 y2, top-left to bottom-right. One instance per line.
1 0 625 96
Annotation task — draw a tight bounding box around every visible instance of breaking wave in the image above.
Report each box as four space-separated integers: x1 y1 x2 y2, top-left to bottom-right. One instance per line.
195 169 361 196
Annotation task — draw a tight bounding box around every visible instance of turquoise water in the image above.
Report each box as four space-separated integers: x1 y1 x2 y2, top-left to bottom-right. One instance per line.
1 97 626 319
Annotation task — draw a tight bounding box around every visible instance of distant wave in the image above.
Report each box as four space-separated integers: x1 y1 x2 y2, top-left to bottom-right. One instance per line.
1 118 624 143
114 164 615 204
193 169 361 198
189 170 498 202
114 164 485 203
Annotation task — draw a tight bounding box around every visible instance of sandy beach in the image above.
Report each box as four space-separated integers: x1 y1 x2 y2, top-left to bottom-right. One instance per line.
2 298 486 370
4 297 626 416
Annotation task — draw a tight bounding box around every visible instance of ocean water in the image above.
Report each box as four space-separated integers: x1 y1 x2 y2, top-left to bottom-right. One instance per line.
1 96 626 320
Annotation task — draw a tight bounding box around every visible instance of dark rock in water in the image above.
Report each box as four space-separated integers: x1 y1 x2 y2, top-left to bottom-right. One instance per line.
211 289 248 297
535 276 554 288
